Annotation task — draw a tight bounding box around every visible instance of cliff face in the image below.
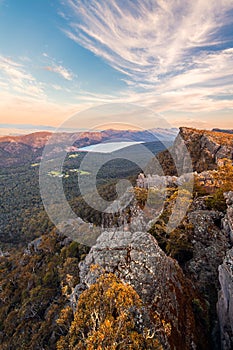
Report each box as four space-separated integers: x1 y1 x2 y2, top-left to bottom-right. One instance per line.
217 248 233 350
223 191 233 243
154 127 233 175
72 230 209 350
154 128 233 349
217 191 233 350
179 127 233 173
186 206 229 300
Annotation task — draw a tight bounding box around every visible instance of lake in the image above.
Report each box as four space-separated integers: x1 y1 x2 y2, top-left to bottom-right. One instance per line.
79 141 144 153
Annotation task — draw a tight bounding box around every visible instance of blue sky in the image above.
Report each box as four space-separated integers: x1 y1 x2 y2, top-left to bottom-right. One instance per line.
0 0 233 134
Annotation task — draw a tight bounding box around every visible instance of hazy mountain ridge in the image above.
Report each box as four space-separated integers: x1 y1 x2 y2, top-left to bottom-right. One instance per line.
0 128 177 167
212 128 233 134
0 128 178 146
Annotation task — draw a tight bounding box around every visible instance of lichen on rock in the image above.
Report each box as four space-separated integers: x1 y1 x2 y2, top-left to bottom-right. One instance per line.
71 230 209 349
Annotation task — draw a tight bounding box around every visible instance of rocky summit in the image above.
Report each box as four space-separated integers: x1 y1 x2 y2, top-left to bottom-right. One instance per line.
179 127 233 172
72 230 209 350
153 127 233 175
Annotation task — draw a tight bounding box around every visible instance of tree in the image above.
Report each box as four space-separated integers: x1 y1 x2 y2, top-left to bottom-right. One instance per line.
57 272 162 350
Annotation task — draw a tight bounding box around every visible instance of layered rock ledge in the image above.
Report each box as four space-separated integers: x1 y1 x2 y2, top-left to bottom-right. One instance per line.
72 230 209 350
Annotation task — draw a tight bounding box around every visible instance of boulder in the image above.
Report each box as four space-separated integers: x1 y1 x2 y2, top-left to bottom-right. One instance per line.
72 230 209 350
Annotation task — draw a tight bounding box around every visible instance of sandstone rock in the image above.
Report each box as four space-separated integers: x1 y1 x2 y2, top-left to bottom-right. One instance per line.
217 191 233 349
72 230 209 350
24 236 43 255
223 191 233 243
217 248 233 350
153 128 233 175
180 128 233 172
186 207 230 319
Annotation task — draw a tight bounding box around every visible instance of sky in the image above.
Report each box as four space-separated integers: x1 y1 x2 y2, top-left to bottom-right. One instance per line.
0 0 233 135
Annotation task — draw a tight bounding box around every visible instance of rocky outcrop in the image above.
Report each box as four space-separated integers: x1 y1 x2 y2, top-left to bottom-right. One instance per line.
72 230 210 350
217 191 233 350
153 127 233 175
136 172 193 189
222 191 233 243
179 128 233 173
217 248 233 350
186 208 229 297
182 204 230 349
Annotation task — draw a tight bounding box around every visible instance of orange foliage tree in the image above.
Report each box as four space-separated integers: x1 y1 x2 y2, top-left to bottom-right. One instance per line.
57 272 162 350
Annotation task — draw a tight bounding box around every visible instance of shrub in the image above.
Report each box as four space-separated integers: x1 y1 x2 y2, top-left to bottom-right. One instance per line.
57 273 163 350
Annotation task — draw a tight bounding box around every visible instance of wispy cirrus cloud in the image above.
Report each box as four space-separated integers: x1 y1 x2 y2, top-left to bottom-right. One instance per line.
72 48 233 114
42 52 74 80
0 56 45 98
0 54 81 127
44 64 74 81
61 0 233 121
63 0 233 86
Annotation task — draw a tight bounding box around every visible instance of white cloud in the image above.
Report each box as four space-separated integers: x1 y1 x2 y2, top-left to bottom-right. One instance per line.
44 64 74 81
0 55 45 98
42 53 74 80
51 84 63 90
64 0 233 85
0 55 78 127
72 48 233 111
71 49 233 115
61 0 233 117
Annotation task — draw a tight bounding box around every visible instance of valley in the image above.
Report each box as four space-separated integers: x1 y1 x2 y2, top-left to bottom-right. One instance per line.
0 127 233 349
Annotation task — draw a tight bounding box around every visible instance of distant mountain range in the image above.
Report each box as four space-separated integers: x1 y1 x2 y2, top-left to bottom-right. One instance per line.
0 128 178 167
212 128 233 134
